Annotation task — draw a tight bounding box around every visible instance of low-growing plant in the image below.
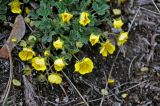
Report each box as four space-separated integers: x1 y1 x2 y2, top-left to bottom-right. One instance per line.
0 0 8 21
5 0 128 84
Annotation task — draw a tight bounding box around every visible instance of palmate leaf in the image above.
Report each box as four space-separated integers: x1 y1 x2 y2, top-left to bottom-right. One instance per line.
0 0 8 21
0 15 6 21
36 6 52 17
62 0 79 4
92 2 109 15
23 0 30 3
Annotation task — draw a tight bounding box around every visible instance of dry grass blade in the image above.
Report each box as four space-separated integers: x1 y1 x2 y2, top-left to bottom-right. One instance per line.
0 15 25 59
0 46 13 106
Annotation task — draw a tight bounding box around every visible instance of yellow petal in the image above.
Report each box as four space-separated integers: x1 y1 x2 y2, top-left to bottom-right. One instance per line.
25 7 30 14
32 57 46 71
11 7 22 14
48 74 62 84
107 79 116 84
60 12 73 23
79 12 91 26
106 42 115 54
18 48 35 61
75 61 81 72
8 0 22 14
100 43 108 57
53 38 64 50
100 40 115 57
89 33 99 46
74 57 94 75
44 50 50 57
113 18 124 29
54 58 66 71
117 32 128 46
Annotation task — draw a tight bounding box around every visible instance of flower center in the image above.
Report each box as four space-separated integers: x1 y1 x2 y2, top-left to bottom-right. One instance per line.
35 59 44 66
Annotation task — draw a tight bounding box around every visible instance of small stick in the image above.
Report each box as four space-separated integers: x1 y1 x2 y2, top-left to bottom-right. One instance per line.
59 84 68 97
108 48 121 79
140 7 160 15
128 7 140 33
128 56 137 79
151 0 160 14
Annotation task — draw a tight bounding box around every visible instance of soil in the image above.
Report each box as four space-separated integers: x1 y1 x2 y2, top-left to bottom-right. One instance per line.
0 0 160 106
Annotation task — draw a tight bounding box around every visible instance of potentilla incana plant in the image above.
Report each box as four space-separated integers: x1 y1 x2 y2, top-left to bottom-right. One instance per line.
6 0 128 84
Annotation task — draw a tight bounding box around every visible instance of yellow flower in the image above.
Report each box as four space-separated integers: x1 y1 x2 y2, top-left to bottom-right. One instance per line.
113 18 124 29
117 32 128 46
79 12 91 26
32 57 46 71
25 7 30 14
48 74 62 84
100 40 115 57
19 48 35 61
89 33 99 46
53 38 64 50
44 50 50 57
118 0 126 5
54 58 66 71
107 79 116 85
60 12 73 23
8 0 23 14
75 58 94 75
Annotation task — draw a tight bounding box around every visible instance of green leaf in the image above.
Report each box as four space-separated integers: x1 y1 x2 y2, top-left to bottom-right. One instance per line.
0 0 8 21
63 0 76 4
36 2 52 17
0 15 6 21
23 66 32 76
29 11 39 19
20 40 27 47
23 0 30 3
12 79 21 86
37 74 46 82
55 2 66 13
49 31 57 36
92 3 109 15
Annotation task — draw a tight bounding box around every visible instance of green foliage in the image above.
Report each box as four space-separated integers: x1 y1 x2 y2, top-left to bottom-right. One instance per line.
92 2 109 15
12 79 21 86
0 0 8 21
28 0 111 61
23 0 30 3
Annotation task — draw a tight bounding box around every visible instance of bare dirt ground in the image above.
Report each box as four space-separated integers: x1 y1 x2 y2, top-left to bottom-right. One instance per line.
0 0 160 106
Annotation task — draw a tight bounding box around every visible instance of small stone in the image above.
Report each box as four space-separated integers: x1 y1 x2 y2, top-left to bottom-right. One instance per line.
101 89 108 95
140 67 149 72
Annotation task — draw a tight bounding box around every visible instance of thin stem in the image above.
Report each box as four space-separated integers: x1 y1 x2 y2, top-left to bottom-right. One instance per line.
62 71 89 106
73 54 79 61
127 7 140 33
